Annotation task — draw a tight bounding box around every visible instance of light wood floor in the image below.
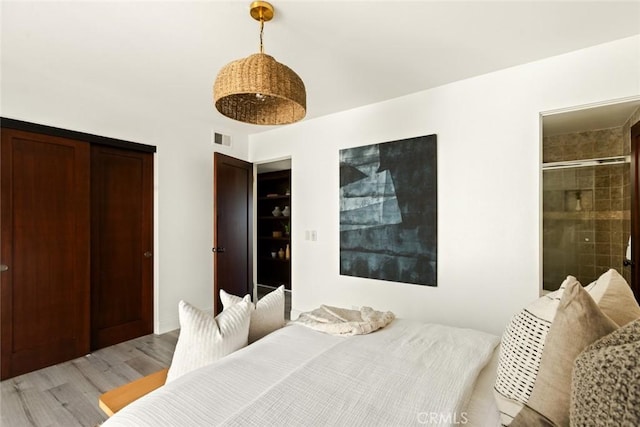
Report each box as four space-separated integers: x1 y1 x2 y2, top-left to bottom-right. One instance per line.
1 330 179 427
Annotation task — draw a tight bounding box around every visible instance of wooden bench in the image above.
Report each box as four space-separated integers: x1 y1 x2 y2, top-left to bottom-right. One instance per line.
99 368 168 417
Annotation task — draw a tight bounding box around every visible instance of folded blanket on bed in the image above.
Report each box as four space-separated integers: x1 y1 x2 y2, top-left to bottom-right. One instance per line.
293 305 395 335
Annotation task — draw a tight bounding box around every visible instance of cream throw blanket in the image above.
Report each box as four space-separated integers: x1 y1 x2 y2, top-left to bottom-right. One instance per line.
293 305 395 335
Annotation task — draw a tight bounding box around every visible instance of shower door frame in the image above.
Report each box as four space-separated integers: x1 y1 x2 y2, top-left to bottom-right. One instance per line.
630 121 640 301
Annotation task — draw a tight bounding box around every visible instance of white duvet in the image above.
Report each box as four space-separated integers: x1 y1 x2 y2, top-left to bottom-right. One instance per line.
104 319 499 427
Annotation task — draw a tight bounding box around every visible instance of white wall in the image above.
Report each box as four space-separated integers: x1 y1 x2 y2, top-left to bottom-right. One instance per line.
3 33 638 337
250 35 640 335
0 63 250 334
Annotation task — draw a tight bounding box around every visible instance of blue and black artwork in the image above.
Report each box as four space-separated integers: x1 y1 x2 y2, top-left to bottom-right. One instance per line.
339 134 437 286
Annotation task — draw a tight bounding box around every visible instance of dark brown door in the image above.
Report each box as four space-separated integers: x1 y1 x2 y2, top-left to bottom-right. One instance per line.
91 145 153 349
213 153 253 314
0 129 91 379
631 121 640 302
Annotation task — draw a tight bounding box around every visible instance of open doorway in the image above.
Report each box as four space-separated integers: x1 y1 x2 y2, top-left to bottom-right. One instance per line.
541 99 640 299
255 158 292 319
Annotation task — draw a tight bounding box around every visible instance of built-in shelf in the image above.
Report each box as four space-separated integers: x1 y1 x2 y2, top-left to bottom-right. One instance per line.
257 169 292 290
258 195 290 201
260 257 291 262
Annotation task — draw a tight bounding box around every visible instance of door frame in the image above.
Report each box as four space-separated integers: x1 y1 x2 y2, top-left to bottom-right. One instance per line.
631 121 640 301
539 96 640 295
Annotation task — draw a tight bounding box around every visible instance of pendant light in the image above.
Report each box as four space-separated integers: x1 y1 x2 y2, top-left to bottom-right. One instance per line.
213 1 306 125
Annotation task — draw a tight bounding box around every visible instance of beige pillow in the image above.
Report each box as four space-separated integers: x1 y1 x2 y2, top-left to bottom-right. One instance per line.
510 279 618 426
220 285 285 343
571 319 640 426
166 297 251 383
494 269 638 426
584 269 640 326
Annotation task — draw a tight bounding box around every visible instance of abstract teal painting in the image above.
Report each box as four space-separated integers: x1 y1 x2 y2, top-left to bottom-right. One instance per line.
339 134 437 286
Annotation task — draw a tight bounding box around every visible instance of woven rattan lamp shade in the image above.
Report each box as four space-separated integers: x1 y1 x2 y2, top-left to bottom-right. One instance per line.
214 53 306 125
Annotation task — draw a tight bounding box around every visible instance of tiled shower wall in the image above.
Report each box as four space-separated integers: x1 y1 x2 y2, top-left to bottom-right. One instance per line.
543 127 631 290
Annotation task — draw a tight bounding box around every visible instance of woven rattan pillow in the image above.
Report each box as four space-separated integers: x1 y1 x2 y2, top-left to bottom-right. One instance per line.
493 270 638 426
571 319 640 426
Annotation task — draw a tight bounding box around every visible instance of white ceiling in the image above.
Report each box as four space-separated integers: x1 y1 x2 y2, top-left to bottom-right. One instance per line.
2 1 640 137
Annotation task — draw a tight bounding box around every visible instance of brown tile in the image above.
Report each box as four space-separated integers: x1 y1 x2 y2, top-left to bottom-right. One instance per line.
595 230 611 243
543 170 563 190
544 144 564 163
610 186 624 200
578 265 596 280
563 142 579 160
577 175 594 188
596 254 611 268
608 165 623 175
562 169 577 188
596 242 611 254
595 175 610 187
579 242 595 254
610 174 623 187
611 199 623 211
595 188 610 200
595 199 610 211
611 255 624 270
579 253 595 266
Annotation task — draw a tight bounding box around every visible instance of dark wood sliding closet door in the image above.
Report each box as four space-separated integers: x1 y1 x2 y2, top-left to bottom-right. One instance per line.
1 129 91 379
91 145 153 350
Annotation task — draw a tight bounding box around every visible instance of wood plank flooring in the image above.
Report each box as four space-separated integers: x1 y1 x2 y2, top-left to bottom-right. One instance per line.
1 330 178 427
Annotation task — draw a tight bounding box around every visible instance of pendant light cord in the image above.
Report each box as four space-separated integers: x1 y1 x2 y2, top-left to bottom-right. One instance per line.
259 18 264 53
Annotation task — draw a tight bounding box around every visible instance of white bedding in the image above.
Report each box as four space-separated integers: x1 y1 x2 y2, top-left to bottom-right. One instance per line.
104 319 500 427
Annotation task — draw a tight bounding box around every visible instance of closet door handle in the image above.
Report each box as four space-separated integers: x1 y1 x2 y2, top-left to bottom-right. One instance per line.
0 264 8 272
144 251 152 258
212 247 226 253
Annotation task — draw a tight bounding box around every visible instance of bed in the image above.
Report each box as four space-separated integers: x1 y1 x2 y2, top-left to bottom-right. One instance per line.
104 268 640 426
103 318 501 426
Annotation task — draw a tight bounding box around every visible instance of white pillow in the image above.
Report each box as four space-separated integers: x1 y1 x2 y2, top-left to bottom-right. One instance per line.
166 297 251 383
220 285 285 343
